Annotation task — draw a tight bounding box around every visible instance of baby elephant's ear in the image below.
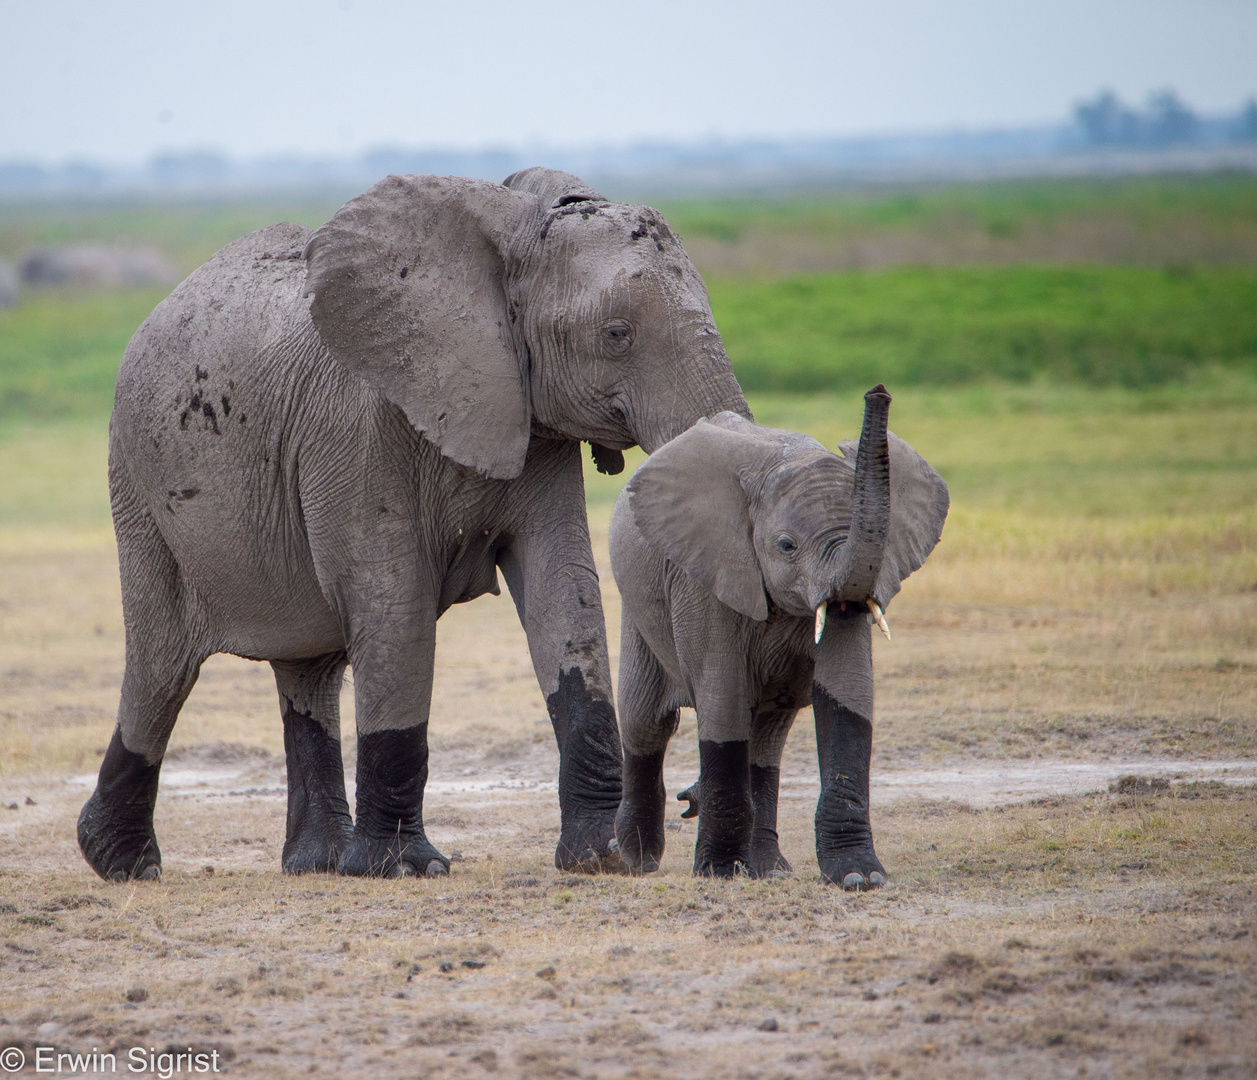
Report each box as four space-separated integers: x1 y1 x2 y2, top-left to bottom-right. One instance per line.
836 433 949 609
303 174 532 480
627 420 768 621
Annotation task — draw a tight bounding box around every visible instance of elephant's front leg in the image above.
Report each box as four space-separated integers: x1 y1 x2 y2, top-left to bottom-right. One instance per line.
748 706 800 877
499 449 624 872
690 673 756 877
692 729 755 878
677 707 798 877
337 618 449 879
813 611 886 890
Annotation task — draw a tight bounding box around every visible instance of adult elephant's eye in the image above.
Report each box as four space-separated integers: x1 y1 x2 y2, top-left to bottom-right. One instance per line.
777 536 797 553
602 321 633 357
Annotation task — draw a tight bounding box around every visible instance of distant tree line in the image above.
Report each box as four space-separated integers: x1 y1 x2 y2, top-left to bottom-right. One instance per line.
1075 90 1257 148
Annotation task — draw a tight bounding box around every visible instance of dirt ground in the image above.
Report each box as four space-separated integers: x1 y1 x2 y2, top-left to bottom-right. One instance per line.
1 427 1256 1079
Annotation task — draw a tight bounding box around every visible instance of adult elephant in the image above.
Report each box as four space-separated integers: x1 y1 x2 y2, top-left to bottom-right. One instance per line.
79 168 748 882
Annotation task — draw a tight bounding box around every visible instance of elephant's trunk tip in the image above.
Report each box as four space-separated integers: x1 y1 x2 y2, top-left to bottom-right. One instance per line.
865 384 892 404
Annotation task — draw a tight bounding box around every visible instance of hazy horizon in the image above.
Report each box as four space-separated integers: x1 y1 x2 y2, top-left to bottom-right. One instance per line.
2 0 1255 166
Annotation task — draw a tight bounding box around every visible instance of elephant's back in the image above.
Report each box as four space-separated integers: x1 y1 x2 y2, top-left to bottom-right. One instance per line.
114 222 316 414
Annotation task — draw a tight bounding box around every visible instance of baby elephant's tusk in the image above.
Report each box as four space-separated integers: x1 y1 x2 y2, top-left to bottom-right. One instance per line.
867 600 891 641
814 603 827 644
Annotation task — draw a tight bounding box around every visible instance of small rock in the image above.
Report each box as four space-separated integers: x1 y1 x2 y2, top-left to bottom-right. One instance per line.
126 988 148 1003
393 991 406 999
448 849 465 862
5 803 17 811
460 960 485 969
36 1021 64 1038
757 1018 779 1032
923 1012 942 1024
202 865 214 876
24 797 35 806
536 966 556 979
438 962 454 973
862 990 879 1001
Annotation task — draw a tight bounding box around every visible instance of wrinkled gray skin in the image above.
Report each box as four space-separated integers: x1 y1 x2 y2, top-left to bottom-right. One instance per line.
79 168 748 882
610 390 948 886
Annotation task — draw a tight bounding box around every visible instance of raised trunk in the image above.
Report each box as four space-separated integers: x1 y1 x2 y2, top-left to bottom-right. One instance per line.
831 385 892 603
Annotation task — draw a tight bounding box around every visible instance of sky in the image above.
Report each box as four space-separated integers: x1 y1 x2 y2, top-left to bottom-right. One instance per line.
1 0 1255 164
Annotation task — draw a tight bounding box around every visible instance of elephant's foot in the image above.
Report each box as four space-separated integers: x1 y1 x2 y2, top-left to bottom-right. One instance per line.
341 725 448 878
615 750 667 874
556 812 624 874
816 800 885 889
337 830 449 878
692 741 754 878
818 844 886 890
684 774 793 878
281 710 354 875
77 729 162 882
750 830 794 879
283 818 355 875
549 668 626 873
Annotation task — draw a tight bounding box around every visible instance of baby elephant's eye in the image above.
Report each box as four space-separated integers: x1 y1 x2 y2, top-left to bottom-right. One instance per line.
777 536 797 553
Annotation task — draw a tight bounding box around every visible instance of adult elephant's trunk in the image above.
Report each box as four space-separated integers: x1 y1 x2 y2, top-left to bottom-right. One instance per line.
829 384 893 604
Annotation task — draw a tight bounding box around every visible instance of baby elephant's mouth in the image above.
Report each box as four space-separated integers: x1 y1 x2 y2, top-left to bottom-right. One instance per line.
814 598 891 644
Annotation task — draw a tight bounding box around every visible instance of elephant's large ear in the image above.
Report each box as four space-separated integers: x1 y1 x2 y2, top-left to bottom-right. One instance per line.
838 432 949 609
303 174 531 480
502 166 604 207
627 418 768 621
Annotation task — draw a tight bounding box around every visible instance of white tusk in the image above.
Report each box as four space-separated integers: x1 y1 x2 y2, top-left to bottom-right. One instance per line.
814 603 827 644
867 600 891 641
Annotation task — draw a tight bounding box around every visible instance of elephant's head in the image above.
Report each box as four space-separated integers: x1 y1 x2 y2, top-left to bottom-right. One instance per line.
625 387 949 632
301 168 748 480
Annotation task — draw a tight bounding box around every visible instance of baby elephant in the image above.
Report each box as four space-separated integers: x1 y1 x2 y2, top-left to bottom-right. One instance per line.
610 386 948 886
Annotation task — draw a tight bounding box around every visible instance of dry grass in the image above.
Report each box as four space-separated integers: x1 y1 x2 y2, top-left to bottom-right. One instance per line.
1 384 1255 1077
1 790 1253 1079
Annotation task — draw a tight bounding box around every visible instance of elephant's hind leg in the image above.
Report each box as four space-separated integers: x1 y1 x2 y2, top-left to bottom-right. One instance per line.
614 621 678 874
272 653 354 874
79 474 206 881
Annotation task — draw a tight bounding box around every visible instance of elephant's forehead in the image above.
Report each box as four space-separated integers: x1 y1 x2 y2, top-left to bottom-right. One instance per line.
764 455 853 523
542 205 692 274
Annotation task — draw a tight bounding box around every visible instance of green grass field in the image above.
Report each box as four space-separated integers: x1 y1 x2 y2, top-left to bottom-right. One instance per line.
660 172 1257 244
3 267 1255 424
709 264 1257 390
2 173 1256 417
